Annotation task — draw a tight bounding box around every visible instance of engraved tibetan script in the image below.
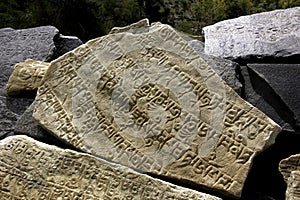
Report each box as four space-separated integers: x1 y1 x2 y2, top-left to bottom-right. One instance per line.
203 7 300 59
0 135 221 200
33 22 281 197
280 154 300 200
6 59 49 96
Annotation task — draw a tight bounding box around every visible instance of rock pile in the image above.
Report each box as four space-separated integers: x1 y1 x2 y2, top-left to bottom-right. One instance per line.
1 7 299 200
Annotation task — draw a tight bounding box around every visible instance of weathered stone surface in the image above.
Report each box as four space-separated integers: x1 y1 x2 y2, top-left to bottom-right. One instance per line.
0 135 222 200
6 59 50 97
188 40 242 94
52 34 83 59
279 154 300 200
240 64 300 132
109 18 150 34
14 102 75 149
33 22 281 197
203 7 300 60
0 26 58 138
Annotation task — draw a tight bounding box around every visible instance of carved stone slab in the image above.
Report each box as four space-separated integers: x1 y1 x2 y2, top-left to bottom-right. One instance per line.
279 154 300 200
0 135 222 200
6 59 50 97
14 101 75 149
0 26 58 138
188 40 242 94
203 7 300 60
109 18 150 34
0 26 57 93
33 22 281 197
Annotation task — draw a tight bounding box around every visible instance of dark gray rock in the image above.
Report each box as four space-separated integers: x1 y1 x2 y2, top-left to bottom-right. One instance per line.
0 26 58 138
240 64 300 132
51 34 83 59
203 7 300 61
189 40 242 94
14 101 75 149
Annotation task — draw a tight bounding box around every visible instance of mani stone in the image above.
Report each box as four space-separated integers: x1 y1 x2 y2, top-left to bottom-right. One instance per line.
109 18 150 34
279 154 300 200
188 40 242 94
0 26 58 138
33 22 281 198
203 7 300 60
111 20 242 94
14 101 75 149
0 135 222 200
241 64 300 132
6 59 50 97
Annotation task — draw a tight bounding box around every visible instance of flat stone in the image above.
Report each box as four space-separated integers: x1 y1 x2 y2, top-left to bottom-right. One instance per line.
279 154 300 200
0 135 222 200
33 22 281 198
14 102 75 149
188 40 242 94
203 7 300 61
6 59 50 97
0 26 58 138
241 64 300 132
111 25 242 94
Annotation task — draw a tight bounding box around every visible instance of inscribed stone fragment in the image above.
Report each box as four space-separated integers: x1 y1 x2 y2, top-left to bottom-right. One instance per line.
0 135 222 200
0 26 58 138
203 7 300 60
279 154 300 200
33 22 281 197
188 40 242 94
14 102 75 149
6 59 50 97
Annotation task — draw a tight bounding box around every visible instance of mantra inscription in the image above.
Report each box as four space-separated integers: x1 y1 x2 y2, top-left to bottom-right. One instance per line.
203 7 300 59
280 154 300 200
33 22 281 197
0 135 221 200
6 59 49 96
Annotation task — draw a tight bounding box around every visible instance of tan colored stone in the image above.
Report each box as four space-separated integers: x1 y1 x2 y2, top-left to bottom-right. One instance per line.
280 154 300 200
0 135 221 200
109 18 150 34
33 22 281 198
6 59 49 96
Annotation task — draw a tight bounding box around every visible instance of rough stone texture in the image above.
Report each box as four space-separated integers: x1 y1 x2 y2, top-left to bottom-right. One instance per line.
14 102 75 149
240 64 300 132
33 22 281 198
0 26 58 138
6 59 50 97
52 34 83 59
0 135 222 200
279 154 300 200
111 23 242 94
188 40 242 94
203 7 300 61
109 18 150 34
286 171 300 200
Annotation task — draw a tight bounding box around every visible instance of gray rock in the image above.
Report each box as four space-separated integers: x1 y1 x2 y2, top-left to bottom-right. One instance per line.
240 64 300 132
52 34 83 59
14 101 76 149
0 26 58 138
189 40 242 94
203 7 300 61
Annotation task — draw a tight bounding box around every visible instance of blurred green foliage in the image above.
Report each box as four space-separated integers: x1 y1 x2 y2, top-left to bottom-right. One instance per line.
0 0 299 41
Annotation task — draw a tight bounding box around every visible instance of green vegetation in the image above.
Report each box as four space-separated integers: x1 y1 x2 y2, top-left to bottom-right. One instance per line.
0 0 299 41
